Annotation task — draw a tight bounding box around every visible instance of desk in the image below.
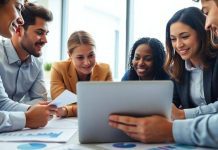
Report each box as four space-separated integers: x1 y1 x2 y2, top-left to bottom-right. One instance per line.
0 117 214 150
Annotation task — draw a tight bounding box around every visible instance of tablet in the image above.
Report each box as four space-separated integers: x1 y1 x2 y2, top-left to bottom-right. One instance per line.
77 81 173 143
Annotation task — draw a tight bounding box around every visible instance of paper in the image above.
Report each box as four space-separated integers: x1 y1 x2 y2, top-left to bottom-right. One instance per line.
0 142 61 150
45 144 95 150
0 128 77 143
0 117 77 143
49 90 77 108
97 142 211 150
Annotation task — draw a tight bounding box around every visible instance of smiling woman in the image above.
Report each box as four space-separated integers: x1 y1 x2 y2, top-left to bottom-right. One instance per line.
0 0 24 38
50 30 113 118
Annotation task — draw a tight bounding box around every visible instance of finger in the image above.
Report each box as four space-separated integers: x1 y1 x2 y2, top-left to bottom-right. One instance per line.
109 121 138 133
109 115 139 126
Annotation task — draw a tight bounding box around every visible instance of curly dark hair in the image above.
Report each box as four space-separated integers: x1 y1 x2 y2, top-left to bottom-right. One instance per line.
127 37 168 80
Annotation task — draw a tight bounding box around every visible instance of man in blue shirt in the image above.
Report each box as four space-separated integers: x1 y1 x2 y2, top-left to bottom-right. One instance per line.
0 2 52 105
0 2 57 133
109 0 218 148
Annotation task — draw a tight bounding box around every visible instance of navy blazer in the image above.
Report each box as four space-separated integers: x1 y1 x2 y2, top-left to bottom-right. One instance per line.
173 56 218 108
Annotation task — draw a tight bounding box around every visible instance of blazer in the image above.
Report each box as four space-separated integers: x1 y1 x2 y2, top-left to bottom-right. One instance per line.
50 60 112 116
173 56 218 109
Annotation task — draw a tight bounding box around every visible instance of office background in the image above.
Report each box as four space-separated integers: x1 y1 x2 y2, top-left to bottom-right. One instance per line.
2 0 200 81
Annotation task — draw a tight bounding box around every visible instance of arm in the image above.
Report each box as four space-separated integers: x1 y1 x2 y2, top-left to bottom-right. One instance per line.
105 65 113 81
50 65 76 117
173 114 218 148
28 64 47 103
184 101 218 118
0 76 29 111
0 111 26 132
109 114 218 148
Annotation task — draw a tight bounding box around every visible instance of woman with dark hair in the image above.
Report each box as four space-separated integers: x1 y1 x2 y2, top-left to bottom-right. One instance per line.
0 0 24 38
164 7 218 120
122 37 168 81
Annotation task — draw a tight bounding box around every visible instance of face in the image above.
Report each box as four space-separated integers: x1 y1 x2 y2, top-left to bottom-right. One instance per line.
170 22 200 64
19 17 49 57
0 0 24 38
132 44 154 79
202 0 218 47
70 44 96 77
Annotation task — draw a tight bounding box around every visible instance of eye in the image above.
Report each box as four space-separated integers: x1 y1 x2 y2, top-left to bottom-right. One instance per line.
144 56 153 61
202 8 208 16
133 56 140 61
15 3 23 13
181 35 189 39
76 56 84 60
170 38 176 42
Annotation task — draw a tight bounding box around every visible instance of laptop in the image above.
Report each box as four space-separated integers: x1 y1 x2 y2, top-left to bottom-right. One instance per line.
77 81 173 143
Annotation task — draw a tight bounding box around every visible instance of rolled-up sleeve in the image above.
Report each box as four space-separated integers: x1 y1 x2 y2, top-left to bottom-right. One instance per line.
173 114 218 148
0 111 26 132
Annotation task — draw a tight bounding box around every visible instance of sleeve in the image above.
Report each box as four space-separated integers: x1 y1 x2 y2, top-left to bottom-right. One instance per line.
28 63 47 102
50 64 66 100
184 101 218 118
121 70 129 81
105 65 113 81
0 111 26 132
173 114 218 148
0 76 29 111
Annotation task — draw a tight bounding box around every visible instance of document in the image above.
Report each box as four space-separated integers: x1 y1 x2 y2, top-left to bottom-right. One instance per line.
0 117 77 143
49 90 77 108
97 142 212 150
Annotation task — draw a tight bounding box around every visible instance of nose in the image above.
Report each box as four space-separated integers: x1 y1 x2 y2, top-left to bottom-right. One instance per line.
176 39 184 48
84 58 91 65
41 34 48 43
138 58 144 66
16 17 24 25
205 18 211 31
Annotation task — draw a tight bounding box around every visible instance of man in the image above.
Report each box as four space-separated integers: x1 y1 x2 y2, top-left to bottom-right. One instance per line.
0 2 57 133
0 2 51 104
109 0 218 148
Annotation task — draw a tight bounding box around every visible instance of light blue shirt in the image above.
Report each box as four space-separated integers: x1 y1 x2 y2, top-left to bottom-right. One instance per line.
183 61 218 119
0 76 29 132
0 39 47 104
173 114 218 148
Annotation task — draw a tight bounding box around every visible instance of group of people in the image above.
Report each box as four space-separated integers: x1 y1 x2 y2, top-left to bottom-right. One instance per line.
0 0 218 148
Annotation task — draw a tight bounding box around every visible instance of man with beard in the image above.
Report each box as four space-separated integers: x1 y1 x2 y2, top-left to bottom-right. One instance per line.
0 2 52 104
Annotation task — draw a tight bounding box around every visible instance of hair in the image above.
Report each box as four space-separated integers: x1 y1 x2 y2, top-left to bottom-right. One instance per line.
67 31 95 55
127 37 168 80
193 0 218 5
21 3 53 30
0 0 8 5
164 7 217 82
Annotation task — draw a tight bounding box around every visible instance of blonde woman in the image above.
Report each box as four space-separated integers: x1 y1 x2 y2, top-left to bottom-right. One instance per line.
51 31 112 117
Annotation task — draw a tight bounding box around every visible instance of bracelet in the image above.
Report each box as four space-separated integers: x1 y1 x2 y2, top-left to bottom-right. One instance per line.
63 106 68 117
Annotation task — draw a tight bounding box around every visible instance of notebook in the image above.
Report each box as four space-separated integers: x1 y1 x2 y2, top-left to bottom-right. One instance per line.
77 81 173 143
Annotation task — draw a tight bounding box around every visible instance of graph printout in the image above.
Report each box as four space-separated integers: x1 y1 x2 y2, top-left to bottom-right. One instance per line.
0 128 77 142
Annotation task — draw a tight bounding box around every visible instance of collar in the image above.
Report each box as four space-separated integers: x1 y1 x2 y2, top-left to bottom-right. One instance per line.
185 60 201 71
2 39 33 65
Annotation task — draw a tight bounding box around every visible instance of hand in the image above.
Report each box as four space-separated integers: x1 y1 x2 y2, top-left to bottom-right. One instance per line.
25 104 57 129
109 115 174 143
171 103 185 120
56 107 68 117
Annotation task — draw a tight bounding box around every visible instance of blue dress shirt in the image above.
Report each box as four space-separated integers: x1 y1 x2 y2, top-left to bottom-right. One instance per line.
0 39 47 104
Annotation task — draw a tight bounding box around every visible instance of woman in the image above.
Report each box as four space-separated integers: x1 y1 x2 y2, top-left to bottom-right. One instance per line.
0 0 24 38
109 7 218 145
122 37 168 81
51 30 112 117
164 7 218 120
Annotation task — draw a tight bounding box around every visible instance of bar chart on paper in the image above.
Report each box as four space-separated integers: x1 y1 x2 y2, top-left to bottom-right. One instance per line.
0 128 77 142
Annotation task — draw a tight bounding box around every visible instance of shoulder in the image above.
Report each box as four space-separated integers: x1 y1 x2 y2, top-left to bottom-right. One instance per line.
52 60 71 70
122 70 131 81
94 62 111 71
